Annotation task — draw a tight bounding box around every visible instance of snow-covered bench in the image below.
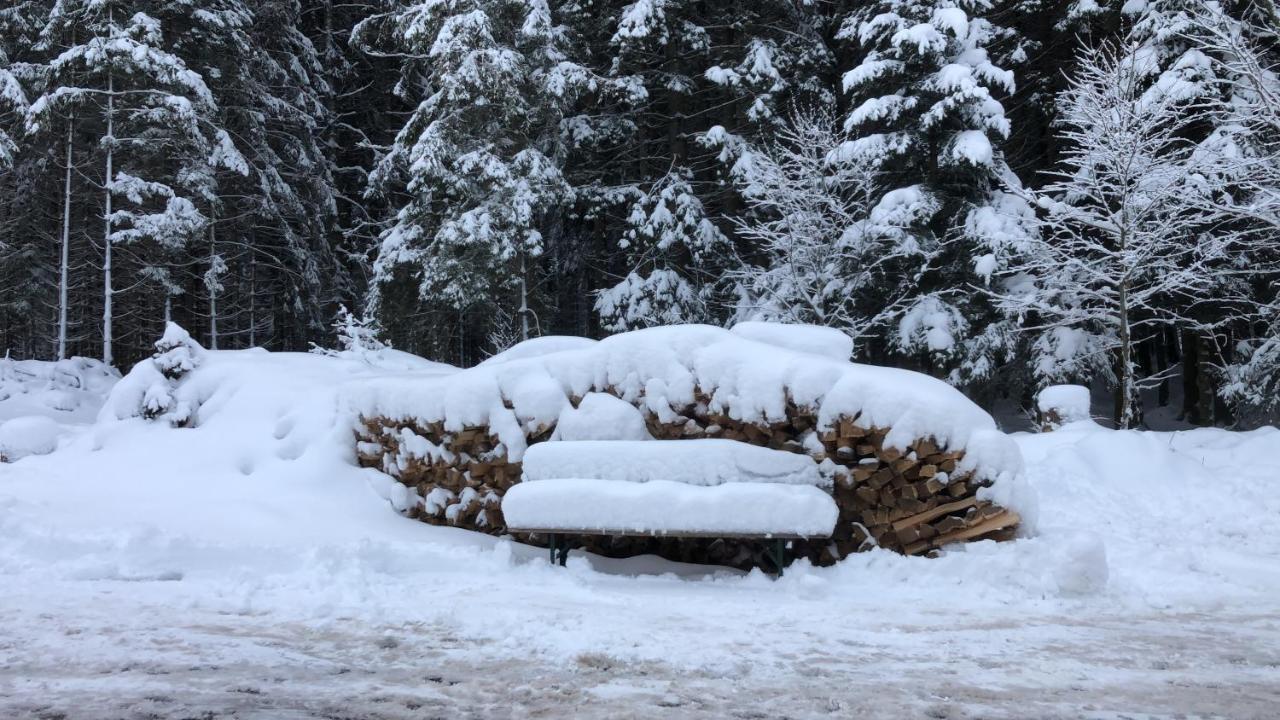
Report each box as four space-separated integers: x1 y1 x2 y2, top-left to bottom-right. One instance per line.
503 440 839 575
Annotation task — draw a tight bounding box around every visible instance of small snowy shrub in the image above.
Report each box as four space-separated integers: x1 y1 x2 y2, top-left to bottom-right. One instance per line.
311 306 387 364
102 323 205 426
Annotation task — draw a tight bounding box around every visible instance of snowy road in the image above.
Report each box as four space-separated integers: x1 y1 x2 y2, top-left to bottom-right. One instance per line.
4 574 1280 720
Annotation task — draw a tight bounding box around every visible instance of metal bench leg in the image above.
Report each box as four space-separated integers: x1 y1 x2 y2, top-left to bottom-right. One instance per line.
768 538 786 578
547 533 570 567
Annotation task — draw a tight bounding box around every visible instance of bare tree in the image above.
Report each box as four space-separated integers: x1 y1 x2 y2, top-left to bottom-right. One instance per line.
989 42 1259 428
712 108 930 356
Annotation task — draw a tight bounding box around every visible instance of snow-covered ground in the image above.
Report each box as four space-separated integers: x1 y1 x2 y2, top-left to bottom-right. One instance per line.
2 347 1279 719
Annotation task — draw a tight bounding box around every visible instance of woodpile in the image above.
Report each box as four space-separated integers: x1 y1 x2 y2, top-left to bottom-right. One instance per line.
355 387 1020 567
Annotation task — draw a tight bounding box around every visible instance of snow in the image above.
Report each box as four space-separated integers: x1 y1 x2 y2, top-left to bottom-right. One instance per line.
949 128 994 166
0 356 119 424
0 415 61 461
351 325 1026 512
551 392 651 441
521 439 826 487
1037 384 1093 424
1 342 1279 717
503 479 839 536
480 335 598 366
729 321 853 361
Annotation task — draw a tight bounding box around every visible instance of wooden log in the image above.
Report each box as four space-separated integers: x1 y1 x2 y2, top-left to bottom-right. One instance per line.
889 497 979 532
912 438 939 457
869 468 895 489
877 446 903 462
930 511 1021 547
855 486 879 505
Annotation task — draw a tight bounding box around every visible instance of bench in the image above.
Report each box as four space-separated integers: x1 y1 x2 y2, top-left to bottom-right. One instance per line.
503 475 838 577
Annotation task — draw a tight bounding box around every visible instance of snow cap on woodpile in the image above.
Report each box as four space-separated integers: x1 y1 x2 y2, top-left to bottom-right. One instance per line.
349 324 1027 503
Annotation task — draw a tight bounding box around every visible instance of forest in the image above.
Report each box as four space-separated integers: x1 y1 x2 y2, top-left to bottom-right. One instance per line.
1 0 1278 428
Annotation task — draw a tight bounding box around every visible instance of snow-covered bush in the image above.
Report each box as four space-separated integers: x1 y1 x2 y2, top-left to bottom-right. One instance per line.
311 306 387 365
102 323 205 425
0 356 119 419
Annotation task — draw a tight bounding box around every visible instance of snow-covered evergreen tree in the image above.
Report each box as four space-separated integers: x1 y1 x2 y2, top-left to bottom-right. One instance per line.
836 0 1033 380
26 0 247 365
358 0 592 346
0 48 25 168
595 171 731 330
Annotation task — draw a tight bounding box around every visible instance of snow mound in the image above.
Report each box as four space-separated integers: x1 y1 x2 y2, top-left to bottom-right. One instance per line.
0 356 119 424
729 321 854 361
1037 384 1093 427
522 439 826 487
0 415 61 461
481 336 599 366
503 478 839 537
352 325 1025 504
551 392 652 441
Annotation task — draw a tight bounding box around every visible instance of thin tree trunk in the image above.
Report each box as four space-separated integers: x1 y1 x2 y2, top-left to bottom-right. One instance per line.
1198 331 1217 427
102 64 114 367
1115 277 1136 429
58 117 74 361
1154 327 1170 407
518 254 530 342
248 251 257 347
1180 327 1202 424
208 209 218 350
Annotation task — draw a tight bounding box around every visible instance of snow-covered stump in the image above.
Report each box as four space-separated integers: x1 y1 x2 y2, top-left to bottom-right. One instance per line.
351 326 1027 568
1036 385 1092 431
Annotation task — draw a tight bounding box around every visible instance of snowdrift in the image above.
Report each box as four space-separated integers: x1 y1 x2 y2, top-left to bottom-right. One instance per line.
351 325 1030 567
0 355 118 425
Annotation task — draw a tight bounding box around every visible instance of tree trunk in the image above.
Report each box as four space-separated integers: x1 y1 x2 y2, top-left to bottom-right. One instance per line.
1180 327 1201 424
58 117 74 361
1198 331 1218 427
1114 280 1137 428
518 253 530 342
102 64 114 367
208 210 218 350
1154 327 1171 407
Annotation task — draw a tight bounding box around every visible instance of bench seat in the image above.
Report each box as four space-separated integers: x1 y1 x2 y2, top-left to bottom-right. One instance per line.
505 478 837 575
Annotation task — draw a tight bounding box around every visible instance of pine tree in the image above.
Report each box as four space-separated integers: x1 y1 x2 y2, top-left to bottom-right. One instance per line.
595 170 731 330
836 0 1034 381
357 0 594 356
26 0 247 365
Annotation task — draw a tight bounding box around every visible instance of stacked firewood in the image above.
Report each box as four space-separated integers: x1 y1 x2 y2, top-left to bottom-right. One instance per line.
354 387 1019 565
